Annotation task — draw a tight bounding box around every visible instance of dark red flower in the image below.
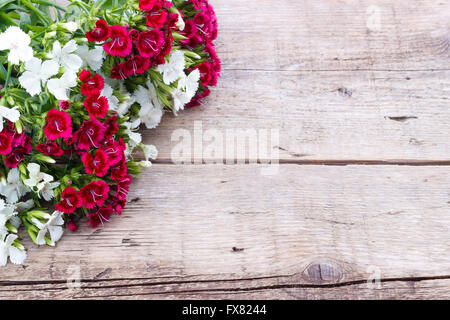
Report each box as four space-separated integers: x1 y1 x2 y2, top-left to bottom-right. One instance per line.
110 62 132 80
4 137 31 168
86 206 114 228
128 29 139 42
44 109 72 140
80 180 110 209
86 19 110 42
81 149 110 177
59 100 71 110
36 141 64 156
136 29 165 58
104 116 119 140
83 94 109 119
110 157 128 181
182 20 203 48
78 70 91 82
55 186 82 214
194 12 212 41
124 55 151 75
111 196 126 215
3 122 25 147
114 174 132 200
139 0 159 11
74 120 106 150
152 34 173 66
99 139 124 166
186 88 210 108
103 25 132 57
0 131 12 155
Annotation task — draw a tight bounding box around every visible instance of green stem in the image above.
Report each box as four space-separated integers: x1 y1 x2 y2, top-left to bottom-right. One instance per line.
4 62 12 91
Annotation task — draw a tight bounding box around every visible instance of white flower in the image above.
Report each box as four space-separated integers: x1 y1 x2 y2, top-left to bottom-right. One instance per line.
0 26 33 65
49 40 82 72
178 69 200 98
176 13 185 31
24 163 59 201
139 104 164 129
101 84 120 111
0 106 20 131
76 45 104 71
59 22 79 33
172 87 191 113
156 50 185 85
142 144 158 161
123 119 142 146
0 233 26 266
47 71 77 100
0 169 28 204
31 211 64 246
0 199 17 237
18 57 59 96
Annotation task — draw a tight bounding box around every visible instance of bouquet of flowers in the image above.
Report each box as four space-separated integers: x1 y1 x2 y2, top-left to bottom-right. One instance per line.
0 0 220 266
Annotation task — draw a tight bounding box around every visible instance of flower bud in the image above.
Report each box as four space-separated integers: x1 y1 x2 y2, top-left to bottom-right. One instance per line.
34 154 56 164
27 210 51 220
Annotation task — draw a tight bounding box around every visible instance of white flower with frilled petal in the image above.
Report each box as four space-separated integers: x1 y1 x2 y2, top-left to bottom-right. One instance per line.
139 104 163 129
31 211 64 246
0 106 20 131
101 84 120 111
0 233 26 266
0 26 33 65
156 50 185 85
178 69 200 98
47 71 77 100
18 57 59 96
76 45 104 71
142 144 158 162
49 40 82 72
0 199 17 237
172 87 191 113
123 119 142 146
0 169 28 204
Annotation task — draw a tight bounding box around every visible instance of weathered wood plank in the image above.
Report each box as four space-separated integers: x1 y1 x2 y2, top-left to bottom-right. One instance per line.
144 69 450 161
1 164 449 299
215 0 450 71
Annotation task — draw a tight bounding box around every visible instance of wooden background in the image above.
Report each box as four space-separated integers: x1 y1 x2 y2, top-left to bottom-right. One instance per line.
1 0 450 299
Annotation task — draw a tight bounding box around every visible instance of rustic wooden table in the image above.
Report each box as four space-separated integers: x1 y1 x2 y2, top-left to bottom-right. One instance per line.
1 0 450 300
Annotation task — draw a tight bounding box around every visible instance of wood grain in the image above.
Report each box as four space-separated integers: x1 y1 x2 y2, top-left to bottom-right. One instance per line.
1 165 449 299
2 0 449 299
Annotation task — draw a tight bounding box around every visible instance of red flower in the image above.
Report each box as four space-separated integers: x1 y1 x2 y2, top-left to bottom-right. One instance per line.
186 88 210 108
0 131 13 155
55 186 82 214
111 196 126 215
124 55 151 75
36 141 64 156
196 61 212 86
194 12 212 41
104 116 119 140
81 149 110 177
59 100 71 110
103 25 132 57
110 157 128 181
152 34 173 66
182 20 203 48
136 29 165 58
99 139 124 166
80 180 110 209
139 0 159 11
74 120 105 150
44 109 72 140
146 5 168 28
86 206 114 228
80 72 104 97
83 94 109 119
67 220 78 232
86 19 110 42
3 122 25 147
4 136 31 168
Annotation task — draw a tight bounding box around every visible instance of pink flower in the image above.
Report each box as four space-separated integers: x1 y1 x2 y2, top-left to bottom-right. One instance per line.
44 109 72 140
86 206 114 228
80 180 110 209
104 116 119 140
59 100 71 110
55 187 82 214
110 157 128 181
81 149 110 177
86 19 110 42
124 56 151 75
4 136 31 168
114 174 132 200
196 61 212 86
110 62 132 80
83 94 109 119
136 29 165 58
67 220 78 232
99 139 124 166
146 5 168 28
103 25 132 57
80 71 104 97
74 120 105 150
